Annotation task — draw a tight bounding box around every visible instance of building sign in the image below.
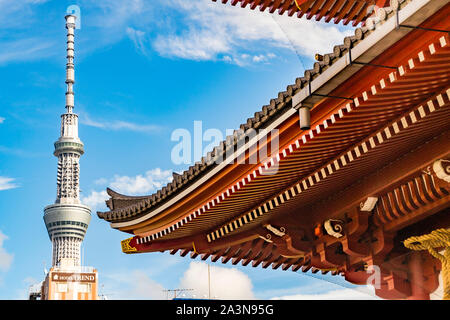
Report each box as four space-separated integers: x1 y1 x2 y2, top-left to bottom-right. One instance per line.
52 272 96 283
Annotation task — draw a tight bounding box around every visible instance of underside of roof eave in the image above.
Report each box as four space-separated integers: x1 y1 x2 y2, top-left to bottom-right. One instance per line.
211 0 383 26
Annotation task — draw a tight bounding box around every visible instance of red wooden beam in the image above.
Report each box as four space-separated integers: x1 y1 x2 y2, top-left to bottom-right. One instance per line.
241 239 266 266
231 241 254 265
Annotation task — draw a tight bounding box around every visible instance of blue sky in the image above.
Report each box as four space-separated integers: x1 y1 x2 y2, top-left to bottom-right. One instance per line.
0 0 379 299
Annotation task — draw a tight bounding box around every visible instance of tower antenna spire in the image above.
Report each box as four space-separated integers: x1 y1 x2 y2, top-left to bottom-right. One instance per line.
43 14 91 268
65 14 76 114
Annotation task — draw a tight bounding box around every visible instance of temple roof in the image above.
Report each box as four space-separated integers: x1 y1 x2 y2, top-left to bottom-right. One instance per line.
211 0 390 26
97 20 368 222
97 0 445 225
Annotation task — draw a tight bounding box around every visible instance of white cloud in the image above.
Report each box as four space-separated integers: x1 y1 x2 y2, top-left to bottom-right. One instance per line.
126 27 148 56
86 0 148 29
221 52 277 66
0 1 56 65
81 168 173 209
80 113 161 133
152 0 353 65
81 190 109 209
0 0 151 66
98 261 382 300
0 0 49 29
101 270 166 300
154 29 232 61
0 231 13 272
271 286 380 300
0 176 19 191
94 177 108 185
0 117 4 124
0 38 56 65
253 54 270 63
109 168 173 195
0 0 353 67
179 261 255 300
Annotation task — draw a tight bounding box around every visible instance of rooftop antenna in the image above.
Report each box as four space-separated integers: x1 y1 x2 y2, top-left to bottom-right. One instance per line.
43 260 48 275
163 288 194 300
98 284 114 300
208 263 211 299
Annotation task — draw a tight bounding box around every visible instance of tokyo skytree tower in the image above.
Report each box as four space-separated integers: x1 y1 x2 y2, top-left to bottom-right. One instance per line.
43 15 91 267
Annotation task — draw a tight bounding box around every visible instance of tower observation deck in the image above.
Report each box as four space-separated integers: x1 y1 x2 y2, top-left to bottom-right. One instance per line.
43 15 91 267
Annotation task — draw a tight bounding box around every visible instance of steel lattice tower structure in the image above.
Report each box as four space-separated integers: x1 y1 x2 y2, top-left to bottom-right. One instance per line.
43 15 91 267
